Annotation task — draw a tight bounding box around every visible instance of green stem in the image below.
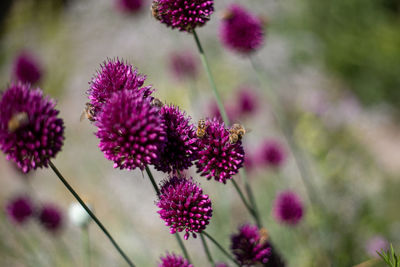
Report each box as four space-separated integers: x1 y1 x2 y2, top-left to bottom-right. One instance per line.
145 166 160 196
202 231 240 266
48 161 135 267
175 234 192 264
83 225 91 267
230 179 256 219
200 233 214 265
239 169 261 228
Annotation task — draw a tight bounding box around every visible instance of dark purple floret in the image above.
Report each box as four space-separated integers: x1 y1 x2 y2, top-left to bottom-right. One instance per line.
117 0 144 13
38 204 63 232
157 176 212 240
153 105 198 173
152 0 214 32
159 253 193 267
88 58 153 119
169 51 198 80
273 191 304 226
230 224 271 266
259 140 285 168
196 118 244 184
13 51 42 84
96 89 166 170
6 196 34 224
0 83 65 173
220 4 264 54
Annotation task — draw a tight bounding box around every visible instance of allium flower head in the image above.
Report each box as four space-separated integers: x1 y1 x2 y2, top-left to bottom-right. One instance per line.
88 58 153 119
13 51 42 84
196 118 244 183
117 0 144 13
169 51 198 80
38 204 63 232
273 191 304 226
0 83 65 173
220 4 264 54
153 105 198 173
237 86 258 116
159 253 193 267
95 89 166 170
6 196 34 224
259 140 285 168
157 176 212 240
152 0 214 32
230 224 271 266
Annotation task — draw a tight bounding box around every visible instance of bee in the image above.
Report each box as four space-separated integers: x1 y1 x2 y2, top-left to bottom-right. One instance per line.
228 123 246 144
80 103 96 122
151 98 164 109
259 228 269 244
196 119 207 138
8 112 29 132
151 1 162 20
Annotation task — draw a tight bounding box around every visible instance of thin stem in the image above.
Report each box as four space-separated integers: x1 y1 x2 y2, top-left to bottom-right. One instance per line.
83 225 91 267
145 166 160 196
239 169 261 228
48 161 135 267
200 233 214 265
175 234 192 264
230 179 256 219
202 231 240 266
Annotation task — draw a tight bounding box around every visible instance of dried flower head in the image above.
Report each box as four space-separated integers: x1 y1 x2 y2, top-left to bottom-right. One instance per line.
153 105 198 173
159 253 193 267
169 51 198 80
151 0 214 32
116 0 144 13
0 83 65 173
38 204 63 232
95 89 166 170
157 176 212 240
196 118 244 183
220 4 264 54
230 224 271 266
259 140 285 168
273 191 304 226
13 51 42 84
6 195 34 224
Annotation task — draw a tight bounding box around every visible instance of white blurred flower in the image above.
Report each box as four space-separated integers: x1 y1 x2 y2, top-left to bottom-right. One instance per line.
68 202 92 227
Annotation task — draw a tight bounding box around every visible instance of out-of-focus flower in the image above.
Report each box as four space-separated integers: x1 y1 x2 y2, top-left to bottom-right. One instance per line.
38 204 63 232
196 118 244 183
230 224 271 266
169 51 199 80
0 83 64 173
258 140 285 168
95 90 166 170
153 105 198 173
6 196 34 224
159 253 193 267
209 101 238 124
365 235 389 258
88 58 153 120
13 51 42 84
215 263 229 267
157 176 212 240
151 0 214 32
237 86 258 116
273 191 304 226
220 4 264 54
68 202 92 227
116 0 144 13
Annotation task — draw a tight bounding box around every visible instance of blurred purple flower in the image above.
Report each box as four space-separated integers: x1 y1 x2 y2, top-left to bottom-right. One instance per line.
220 4 264 54
152 0 214 32
13 51 42 84
258 140 285 168
273 191 304 226
6 196 34 224
169 51 198 80
196 118 244 184
237 86 258 116
209 102 238 124
159 253 193 267
230 224 271 266
215 263 229 267
116 0 144 13
95 90 166 170
38 204 63 232
157 176 212 240
0 83 64 173
365 235 389 258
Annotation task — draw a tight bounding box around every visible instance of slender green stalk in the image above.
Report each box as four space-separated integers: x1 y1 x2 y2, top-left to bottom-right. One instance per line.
174 234 192 264
48 161 135 267
230 179 255 219
83 225 91 267
203 231 240 266
145 166 160 196
239 169 261 228
200 233 214 265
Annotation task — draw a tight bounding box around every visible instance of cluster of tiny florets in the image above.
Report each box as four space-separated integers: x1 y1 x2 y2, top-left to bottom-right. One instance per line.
273 191 304 225
158 253 193 267
157 176 212 240
196 118 244 183
0 83 64 173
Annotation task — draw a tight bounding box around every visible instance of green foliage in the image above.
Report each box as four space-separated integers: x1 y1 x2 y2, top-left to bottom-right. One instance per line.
378 244 399 267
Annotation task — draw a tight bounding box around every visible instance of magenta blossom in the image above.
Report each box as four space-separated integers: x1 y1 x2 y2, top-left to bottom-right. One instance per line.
13 51 42 84
237 86 258 116
169 51 199 80
259 140 286 168
159 253 193 267
273 191 304 226
6 195 34 224
116 0 144 13
38 204 63 233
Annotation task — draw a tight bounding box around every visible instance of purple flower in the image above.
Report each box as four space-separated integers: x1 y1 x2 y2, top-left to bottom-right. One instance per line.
88 58 153 120
220 4 264 54
209 102 239 124
259 140 285 168
169 51 198 80
273 191 304 226
196 118 244 184
38 204 63 232
153 105 198 173
6 196 34 224
95 89 166 170
0 83 65 173
151 0 214 32
237 86 258 116
365 235 389 258
230 224 271 266
13 51 42 84
215 263 229 267
156 176 212 240
116 0 144 13
159 253 193 267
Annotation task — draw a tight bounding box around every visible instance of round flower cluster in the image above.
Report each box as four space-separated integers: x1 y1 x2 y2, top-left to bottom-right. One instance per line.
273 191 304 226
13 51 42 84
169 51 198 80
259 140 285 168
6 196 34 224
230 224 271 266
152 0 214 32
196 118 244 183
153 105 198 173
158 253 193 267
156 176 212 240
116 0 144 13
0 83 64 173
38 204 63 233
